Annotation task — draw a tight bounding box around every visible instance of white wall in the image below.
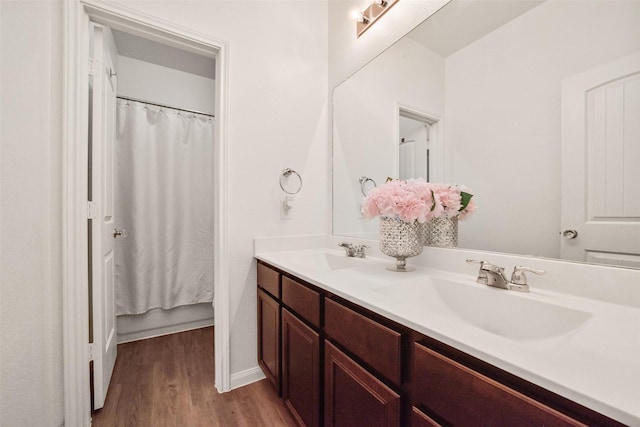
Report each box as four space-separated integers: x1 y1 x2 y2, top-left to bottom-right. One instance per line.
445 0 640 257
117 55 215 115
0 1 64 426
333 36 444 236
1 0 328 425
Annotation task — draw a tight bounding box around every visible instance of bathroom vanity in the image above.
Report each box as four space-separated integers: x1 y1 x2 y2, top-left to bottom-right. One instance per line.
255 240 638 426
256 261 619 426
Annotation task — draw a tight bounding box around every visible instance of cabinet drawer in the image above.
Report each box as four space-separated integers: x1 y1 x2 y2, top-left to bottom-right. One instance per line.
282 276 321 328
257 262 280 299
325 298 401 385
411 407 440 427
412 342 584 426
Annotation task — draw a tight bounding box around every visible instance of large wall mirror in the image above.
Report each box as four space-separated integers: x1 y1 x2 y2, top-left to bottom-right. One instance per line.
332 0 640 268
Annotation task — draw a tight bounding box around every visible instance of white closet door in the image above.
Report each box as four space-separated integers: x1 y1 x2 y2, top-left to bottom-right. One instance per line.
561 52 640 267
90 24 119 409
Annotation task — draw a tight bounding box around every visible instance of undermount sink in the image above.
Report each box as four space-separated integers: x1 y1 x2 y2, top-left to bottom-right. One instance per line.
374 276 592 341
288 251 366 272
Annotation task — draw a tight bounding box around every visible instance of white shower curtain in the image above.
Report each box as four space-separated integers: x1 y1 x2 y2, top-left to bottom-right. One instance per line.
114 99 215 315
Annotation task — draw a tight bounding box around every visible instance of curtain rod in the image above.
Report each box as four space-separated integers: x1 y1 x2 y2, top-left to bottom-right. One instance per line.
117 96 215 118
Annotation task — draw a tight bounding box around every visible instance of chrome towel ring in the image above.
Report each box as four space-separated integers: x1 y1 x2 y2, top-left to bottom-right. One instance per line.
359 176 377 196
280 168 302 195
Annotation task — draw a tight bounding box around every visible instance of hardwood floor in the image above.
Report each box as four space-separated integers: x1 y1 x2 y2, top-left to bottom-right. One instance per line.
92 327 298 427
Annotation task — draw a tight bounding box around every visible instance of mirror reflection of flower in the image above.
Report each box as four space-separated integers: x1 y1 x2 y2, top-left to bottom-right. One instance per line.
361 179 476 223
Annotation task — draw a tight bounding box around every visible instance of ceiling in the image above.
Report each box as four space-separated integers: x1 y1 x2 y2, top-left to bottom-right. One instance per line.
408 0 545 57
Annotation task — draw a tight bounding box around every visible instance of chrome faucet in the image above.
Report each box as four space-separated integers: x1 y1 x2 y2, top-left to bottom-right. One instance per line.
466 260 546 292
338 242 369 258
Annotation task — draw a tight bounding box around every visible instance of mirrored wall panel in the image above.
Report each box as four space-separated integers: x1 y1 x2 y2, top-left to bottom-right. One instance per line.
332 0 640 268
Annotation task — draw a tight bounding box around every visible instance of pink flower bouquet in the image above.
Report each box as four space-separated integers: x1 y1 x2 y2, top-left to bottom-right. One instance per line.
361 179 475 223
430 183 476 220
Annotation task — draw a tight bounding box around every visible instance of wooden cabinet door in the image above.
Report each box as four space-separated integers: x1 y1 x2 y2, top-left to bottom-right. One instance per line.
282 308 320 427
258 288 280 394
324 341 400 427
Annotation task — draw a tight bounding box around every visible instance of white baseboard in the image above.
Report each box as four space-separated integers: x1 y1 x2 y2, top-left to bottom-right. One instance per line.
117 318 214 344
117 303 214 343
230 366 266 390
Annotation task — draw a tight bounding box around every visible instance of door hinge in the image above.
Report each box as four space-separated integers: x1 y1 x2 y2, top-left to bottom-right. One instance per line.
88 343 95 362
87 201 97 219
88 58 100 77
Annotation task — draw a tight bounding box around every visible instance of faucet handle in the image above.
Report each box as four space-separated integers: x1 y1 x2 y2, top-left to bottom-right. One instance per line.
338 242 357 257
481 262 505 274
511 266 546 285
466 259 488 284
354 244 369 258
469 260 505 275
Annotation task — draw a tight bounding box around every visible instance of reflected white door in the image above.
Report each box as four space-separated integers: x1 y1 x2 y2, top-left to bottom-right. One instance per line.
561 52 640 267
90 24 119 409
398 112 441 182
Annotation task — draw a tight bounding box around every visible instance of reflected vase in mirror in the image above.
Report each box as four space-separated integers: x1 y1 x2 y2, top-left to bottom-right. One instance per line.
424 217 458 248
380 217 423 272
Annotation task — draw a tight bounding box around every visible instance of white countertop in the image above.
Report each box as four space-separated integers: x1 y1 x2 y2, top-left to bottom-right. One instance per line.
254 236 640 426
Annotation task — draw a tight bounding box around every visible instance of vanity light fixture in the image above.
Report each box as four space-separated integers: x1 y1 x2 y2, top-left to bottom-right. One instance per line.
350 9 369 24
351 0 399 38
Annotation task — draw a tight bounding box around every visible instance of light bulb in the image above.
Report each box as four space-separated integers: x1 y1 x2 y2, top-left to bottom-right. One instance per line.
349 8 367 23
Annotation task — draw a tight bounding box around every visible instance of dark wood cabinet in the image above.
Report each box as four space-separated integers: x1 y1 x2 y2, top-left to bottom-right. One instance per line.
257 288 280 395
324 341 401 427
325 298 402 386
282 276 321 328
258 262 280 298
411 407 439 427
256 261 623 427
411 341 584 427
282 308 320 427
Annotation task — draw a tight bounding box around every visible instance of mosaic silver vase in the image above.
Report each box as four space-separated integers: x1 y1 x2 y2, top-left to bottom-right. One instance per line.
379 217 423 272
420 221 430 246
425 217 458 248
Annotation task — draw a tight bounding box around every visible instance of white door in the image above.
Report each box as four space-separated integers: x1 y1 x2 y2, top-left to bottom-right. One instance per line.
561 52 640 268
90 24 119 409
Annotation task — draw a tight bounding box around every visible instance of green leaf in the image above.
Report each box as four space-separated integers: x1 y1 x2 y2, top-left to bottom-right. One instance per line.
459 191 473 211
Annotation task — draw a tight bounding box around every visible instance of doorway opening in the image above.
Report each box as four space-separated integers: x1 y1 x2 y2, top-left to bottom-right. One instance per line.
88 22 218 411
398 107 443 183
63 3 230 426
